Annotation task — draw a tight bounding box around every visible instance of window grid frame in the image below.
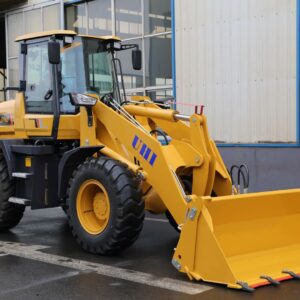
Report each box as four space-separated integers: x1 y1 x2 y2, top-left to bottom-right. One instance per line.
65 0 172 99
6 0 173 101
5 0 61 92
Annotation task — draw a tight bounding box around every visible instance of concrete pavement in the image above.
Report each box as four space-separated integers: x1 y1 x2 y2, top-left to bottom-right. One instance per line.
0 208 299 299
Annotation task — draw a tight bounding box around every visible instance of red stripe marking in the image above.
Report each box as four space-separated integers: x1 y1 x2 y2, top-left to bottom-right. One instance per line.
250 274 299 289
251 281 271 289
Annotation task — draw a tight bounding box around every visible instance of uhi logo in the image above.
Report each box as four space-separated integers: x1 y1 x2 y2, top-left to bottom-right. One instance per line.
132 135 157 166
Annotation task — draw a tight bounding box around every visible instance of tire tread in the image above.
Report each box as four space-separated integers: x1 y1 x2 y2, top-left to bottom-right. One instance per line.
66 156 144 255
0 153 24 231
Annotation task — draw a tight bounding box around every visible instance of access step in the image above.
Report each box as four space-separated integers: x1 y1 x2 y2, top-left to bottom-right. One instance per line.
12 172 32 179
8 197 31 206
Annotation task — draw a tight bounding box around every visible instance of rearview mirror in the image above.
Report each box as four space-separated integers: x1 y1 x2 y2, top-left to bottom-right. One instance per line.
132 49 142 70
48 41 60 64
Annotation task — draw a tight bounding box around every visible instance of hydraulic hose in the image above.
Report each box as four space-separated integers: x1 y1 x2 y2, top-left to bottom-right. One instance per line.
150 129 169 145
230 164 250 194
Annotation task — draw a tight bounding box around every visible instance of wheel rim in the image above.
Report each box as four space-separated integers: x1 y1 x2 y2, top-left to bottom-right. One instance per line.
76 179 110 235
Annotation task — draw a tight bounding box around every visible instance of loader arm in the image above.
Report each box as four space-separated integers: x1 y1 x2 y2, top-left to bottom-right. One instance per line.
93 100 232 225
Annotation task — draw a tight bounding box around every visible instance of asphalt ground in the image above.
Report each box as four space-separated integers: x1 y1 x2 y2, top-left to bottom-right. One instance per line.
0 208 299 300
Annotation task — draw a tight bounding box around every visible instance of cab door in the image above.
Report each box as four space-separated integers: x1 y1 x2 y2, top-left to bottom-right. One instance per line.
24 41 54 137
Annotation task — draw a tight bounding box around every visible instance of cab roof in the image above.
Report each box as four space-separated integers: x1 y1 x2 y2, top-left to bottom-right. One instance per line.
15 30 77 42
15 30 121 42
79 34 121 42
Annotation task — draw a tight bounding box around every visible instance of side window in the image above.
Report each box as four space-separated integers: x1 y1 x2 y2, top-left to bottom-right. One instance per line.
88 52 113 95
60 44 82 114
25 42 53 114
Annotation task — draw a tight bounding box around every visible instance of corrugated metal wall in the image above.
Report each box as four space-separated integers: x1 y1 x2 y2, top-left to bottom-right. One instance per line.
175 0 296 143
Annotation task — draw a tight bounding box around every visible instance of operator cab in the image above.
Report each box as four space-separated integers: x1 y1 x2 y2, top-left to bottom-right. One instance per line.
59 34 119 114
14 30 141 121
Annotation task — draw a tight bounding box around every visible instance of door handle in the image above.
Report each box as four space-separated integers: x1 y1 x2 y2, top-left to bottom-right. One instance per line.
44 89 53 100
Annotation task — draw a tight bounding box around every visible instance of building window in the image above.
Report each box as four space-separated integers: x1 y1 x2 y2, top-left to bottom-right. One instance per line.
7 12 22 96
5 0 172 102
115 0 142 39
144 34 172 87
44 5 61 31
88 0 112 36
144 0 171 35
25 9 42 34
116 38 143 90
7 13 23 58
65 0 173 101
65 3 87 34
6 2 61 98
65 0 113 36
146 88 173 101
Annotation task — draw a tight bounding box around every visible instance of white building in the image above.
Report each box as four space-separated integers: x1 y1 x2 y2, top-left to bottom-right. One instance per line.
175 0 297 144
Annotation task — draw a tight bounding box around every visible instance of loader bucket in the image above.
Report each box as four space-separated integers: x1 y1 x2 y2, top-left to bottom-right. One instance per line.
173 189 300 291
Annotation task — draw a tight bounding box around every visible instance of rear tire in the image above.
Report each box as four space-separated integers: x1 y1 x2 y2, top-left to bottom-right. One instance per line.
0 153 25 231
66 157 144 254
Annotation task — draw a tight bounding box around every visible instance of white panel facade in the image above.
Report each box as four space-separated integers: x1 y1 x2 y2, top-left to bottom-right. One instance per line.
175 0 296 143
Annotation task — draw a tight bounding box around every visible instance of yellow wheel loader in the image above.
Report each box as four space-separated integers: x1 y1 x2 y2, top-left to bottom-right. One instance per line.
0 30 300 292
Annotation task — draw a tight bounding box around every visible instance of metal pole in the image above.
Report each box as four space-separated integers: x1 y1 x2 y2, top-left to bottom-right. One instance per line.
60 0 64 30
111 0 115 36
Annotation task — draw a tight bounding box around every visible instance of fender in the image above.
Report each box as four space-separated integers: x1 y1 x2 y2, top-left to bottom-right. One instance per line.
0 139 24 178
58 146 104 199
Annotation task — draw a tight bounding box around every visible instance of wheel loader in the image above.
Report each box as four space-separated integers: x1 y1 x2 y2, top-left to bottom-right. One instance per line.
0 30 300 292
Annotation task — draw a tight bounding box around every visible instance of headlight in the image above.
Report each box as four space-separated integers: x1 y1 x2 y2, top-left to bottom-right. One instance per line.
113 42 121 50
70 93 98 107
107 41 121 51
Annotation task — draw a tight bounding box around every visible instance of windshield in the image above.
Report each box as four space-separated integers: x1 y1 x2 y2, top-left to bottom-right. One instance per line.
60 37 114 113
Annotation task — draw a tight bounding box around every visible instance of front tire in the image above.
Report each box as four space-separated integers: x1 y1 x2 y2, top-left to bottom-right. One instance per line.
66 157 144 254
0 153 25 231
